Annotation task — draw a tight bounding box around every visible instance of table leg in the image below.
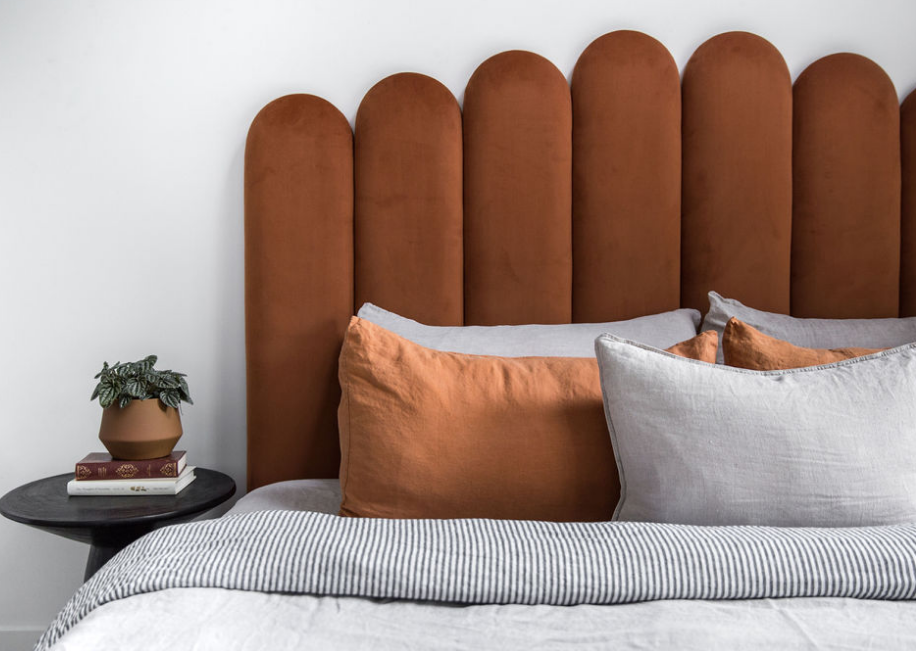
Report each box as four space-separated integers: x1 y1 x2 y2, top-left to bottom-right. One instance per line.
85 544 121 581
85 526 153 580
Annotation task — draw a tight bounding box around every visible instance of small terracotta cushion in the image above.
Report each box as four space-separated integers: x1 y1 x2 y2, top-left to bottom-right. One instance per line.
723 317 884 370
338 317 717 521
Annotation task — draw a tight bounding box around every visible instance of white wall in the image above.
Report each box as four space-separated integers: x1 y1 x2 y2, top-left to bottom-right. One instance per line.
1 0 915 646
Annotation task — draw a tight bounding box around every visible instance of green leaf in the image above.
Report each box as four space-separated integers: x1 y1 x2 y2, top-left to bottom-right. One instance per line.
125 378 145 397
134 355 157 373
159 390 180 409
133 361 145 373
157 374 181 389
93 355 188 407
94 362 110 380
99 385 117 408
90 384 100 401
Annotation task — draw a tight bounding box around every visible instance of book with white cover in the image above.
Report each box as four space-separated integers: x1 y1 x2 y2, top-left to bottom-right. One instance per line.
67 466 196 496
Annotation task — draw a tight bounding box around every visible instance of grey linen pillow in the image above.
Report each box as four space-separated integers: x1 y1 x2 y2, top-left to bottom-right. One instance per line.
594 333 916 527
358 303 701 357
702 291 916 363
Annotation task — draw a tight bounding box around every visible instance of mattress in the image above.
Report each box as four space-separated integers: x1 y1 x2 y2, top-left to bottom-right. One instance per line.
42 485 916 651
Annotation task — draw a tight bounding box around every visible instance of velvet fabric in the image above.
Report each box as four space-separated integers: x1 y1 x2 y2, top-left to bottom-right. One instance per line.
245 95 353 487
463 51 572 326
680 32 793 315
355 73 464 326
571 30 681 322
791 54 901 318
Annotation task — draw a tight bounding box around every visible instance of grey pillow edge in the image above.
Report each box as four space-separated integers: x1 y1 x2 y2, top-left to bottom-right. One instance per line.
700 291 750 363
357 302 418 325
701 291 796 335
596 330 916 376
701 290 916 343
360 302 701 331
598 354 628 522
358 302 702 356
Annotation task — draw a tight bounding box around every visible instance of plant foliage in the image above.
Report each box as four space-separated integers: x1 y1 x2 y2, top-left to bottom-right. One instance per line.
91 355 193 409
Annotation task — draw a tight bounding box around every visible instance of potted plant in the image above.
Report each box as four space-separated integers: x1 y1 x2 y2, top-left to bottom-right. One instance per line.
91 355 193 460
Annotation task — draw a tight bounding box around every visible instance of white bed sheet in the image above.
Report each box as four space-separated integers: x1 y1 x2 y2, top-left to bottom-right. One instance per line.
225 478 341 516
52 588 916 650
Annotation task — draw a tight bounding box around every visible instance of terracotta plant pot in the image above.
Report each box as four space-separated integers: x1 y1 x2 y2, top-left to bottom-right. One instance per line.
98 399 183 460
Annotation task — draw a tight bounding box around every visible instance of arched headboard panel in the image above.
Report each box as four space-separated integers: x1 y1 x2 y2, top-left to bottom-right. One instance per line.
354 73 464 327
245 30 914 490
792 54 901 318
680 32 793 315
244 95 354 485
571 30 681 322
463 51 573 326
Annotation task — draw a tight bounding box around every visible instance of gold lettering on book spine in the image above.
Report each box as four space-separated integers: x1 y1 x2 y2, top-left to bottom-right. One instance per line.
75 465 91 480
116 464 139 478
161 462 177 477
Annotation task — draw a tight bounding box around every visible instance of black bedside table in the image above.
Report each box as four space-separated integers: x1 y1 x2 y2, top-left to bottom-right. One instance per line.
0 468 236 580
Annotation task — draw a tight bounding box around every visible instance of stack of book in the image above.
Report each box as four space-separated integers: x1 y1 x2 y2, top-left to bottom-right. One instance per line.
67 451 196 496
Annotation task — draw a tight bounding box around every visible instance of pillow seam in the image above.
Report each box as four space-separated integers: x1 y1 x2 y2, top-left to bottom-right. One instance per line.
595 347 628 522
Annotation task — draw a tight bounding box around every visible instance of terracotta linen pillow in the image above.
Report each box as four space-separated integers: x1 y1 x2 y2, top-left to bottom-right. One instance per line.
723 318 884 370
338 317 717 521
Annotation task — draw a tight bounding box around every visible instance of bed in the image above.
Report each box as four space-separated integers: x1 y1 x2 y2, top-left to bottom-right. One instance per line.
40 29 916 650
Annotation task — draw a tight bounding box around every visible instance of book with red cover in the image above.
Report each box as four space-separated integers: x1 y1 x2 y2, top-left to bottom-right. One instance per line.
75 451 187 481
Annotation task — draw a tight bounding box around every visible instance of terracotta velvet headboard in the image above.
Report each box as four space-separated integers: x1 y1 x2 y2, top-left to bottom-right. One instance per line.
244 30 916 490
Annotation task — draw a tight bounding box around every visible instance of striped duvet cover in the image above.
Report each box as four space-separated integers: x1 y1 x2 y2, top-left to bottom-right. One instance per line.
38 510 916 650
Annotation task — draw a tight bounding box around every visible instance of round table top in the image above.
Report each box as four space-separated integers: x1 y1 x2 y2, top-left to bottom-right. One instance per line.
0 468 236 530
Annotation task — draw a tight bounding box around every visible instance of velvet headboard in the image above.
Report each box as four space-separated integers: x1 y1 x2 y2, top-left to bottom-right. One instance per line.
244 30 916 490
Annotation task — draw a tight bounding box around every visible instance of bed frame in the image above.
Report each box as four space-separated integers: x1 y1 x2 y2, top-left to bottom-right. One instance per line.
244 30 916 490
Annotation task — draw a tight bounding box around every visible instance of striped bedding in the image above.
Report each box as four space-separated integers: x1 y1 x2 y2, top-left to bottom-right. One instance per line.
38 510 916 651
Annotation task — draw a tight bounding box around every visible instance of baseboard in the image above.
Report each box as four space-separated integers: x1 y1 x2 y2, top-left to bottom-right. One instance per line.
0 626 42 651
